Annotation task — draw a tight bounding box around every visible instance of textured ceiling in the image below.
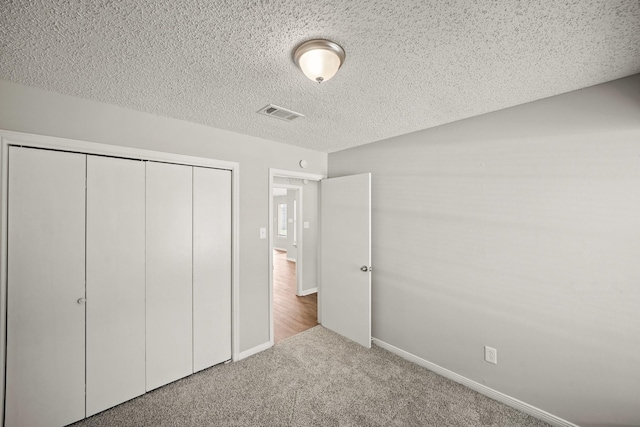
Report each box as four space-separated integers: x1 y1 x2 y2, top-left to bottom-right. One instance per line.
1 1 639 153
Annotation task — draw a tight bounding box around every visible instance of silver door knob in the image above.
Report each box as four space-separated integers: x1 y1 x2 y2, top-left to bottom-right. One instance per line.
77 298 86 304
360 266 369 272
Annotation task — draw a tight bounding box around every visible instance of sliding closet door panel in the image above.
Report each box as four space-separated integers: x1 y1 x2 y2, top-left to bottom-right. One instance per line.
86 156 146 416
146 161 193 391
193 167 232 372
6 147 86 427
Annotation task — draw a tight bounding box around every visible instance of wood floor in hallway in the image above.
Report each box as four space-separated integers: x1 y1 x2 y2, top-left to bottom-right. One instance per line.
273 249 318 344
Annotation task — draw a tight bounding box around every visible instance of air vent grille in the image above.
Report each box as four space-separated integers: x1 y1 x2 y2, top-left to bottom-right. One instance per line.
257 104 305 122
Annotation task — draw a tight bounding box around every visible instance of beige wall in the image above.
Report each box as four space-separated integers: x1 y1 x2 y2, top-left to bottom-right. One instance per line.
0 79 328 353
328 75 640 427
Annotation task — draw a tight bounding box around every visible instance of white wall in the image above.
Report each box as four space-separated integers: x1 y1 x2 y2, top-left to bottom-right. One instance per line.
328 74 640 427
0 79 328 354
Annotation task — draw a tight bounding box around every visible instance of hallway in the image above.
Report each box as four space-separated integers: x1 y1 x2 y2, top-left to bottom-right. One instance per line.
273 249 318 344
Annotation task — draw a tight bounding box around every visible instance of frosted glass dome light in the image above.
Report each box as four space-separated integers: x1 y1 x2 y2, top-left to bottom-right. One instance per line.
294 39 345 83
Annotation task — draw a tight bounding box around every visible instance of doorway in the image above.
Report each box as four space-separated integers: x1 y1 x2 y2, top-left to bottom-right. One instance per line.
269 169 324 345
272 248 317 343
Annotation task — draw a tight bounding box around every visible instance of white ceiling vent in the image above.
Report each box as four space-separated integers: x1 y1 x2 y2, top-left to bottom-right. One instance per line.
257 104 305 122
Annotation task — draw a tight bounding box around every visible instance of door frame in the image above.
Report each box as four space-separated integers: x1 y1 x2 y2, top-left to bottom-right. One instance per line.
0 129 241 421
268 168 325 346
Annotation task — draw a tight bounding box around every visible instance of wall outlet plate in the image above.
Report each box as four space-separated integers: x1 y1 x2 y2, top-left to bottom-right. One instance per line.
485 346 497 365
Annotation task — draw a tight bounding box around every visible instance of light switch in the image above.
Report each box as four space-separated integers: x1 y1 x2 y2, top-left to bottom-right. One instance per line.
259 227 267 239
303 222 310 229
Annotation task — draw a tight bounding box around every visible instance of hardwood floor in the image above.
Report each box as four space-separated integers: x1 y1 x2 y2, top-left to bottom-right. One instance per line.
273 249 318 344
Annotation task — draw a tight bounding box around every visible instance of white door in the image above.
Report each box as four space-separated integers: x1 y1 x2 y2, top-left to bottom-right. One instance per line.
320 173 372 348
6 147 86 427
86 155 146 416
145 161 193 391
193 167 232 372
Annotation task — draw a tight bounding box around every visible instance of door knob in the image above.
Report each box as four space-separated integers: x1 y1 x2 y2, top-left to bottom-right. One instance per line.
361 266 371 272
77 298 86 304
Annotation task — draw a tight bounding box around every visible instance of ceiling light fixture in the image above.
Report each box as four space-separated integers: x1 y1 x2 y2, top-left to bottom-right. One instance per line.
293 39 345 83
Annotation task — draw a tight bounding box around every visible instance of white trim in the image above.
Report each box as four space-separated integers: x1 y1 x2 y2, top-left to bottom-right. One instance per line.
372 338 579 427
0 136 7 425
268 169 326 347
299 287 317 297
231 165 240 362
238 341 272 360
0 130 242 419
270 168 324 181
317 182 322 325
0 129 238 170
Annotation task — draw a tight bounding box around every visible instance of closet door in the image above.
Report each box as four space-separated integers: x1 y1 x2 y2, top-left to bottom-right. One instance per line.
145 161 193 391
193 167 232 372
6 147 86 427
86 156 146 416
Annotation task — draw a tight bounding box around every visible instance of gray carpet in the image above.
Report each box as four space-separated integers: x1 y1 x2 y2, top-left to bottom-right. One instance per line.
72 326 551 426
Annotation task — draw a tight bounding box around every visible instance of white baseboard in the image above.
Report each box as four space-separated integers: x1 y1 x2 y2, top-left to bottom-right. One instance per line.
238 341 272 361
372 338 578 427
298 287 317 296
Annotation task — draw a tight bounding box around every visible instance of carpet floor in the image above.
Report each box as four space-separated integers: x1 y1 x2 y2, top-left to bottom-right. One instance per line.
72 326 551 426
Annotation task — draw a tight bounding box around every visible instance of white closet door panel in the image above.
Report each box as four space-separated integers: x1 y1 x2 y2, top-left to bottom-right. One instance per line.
145 161 193 391
86 156 146 416
193 167 232 372
6 147 86 427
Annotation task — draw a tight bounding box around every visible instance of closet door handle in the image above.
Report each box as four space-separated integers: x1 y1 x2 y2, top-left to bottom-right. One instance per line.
77 298 86 305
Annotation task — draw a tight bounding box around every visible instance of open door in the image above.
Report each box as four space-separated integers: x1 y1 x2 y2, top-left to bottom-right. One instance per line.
320 173 371 348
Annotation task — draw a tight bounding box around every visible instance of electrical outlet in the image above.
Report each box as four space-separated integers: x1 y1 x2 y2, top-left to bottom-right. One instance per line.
485 346 497 365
